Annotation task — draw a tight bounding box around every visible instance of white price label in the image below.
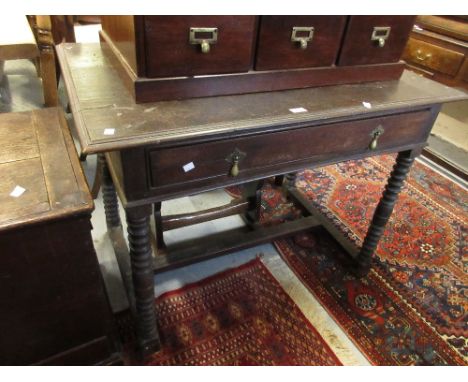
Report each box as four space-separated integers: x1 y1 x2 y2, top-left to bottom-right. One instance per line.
183 162 195 173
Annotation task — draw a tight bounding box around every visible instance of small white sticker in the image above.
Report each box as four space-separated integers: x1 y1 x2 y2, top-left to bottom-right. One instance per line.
10 185 26 198
103 128 115 135
362 102 372 109
183 162 195 173
289 107 308 114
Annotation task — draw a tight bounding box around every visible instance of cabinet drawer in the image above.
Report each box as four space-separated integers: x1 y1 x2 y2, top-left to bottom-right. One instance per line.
403 38 465 76
338 16 415 66
148 110 432 190
143 16 257 78
255 16 347 71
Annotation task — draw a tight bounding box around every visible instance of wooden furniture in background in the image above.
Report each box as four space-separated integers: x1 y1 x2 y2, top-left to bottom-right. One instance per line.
0 14 39 80
57 42 467 359
99 15 415 102
0 108 120 365
0 14 59 106
403 16 468 90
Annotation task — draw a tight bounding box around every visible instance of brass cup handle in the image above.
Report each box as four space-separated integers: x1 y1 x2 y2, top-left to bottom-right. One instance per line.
371 26 391 48
226 148 246 177
369 126 385 151
415 49 432 61
291 26 314 50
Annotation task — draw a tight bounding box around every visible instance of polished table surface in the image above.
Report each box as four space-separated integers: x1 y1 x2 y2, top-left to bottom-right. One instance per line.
57 43 466 155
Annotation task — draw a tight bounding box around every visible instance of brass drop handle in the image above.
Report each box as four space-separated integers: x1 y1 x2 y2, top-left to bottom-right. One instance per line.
415 49 432 61
369 126 385 151
201 40 210 54
226 148 246 177
230 157 240 177
189 27 218 54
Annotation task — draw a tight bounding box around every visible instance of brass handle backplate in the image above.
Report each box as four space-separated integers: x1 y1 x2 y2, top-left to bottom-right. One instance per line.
369 126 385 150
415 49 432 61
291 26 314 50
371 26 391 48
189 27 218 54
225 148 246 177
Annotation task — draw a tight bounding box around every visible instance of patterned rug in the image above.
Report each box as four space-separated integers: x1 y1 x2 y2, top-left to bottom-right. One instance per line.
146 258 341 365
227 155 467 365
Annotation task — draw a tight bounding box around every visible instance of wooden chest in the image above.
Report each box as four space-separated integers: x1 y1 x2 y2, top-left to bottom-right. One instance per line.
0 108 119 365
402 16 468 89
100 15 415 102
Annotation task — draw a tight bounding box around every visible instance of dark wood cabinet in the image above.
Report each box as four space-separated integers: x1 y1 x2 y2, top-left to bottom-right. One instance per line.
99 15 416 103
338 16 415 66
0 108 120 365
143 16 257 77
255 16 347 70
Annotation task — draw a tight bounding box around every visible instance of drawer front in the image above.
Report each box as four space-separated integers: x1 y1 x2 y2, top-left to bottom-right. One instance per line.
255 16 347 71
338 16 415 66
402 38 465 76
143 16 257 77
148 110 432 191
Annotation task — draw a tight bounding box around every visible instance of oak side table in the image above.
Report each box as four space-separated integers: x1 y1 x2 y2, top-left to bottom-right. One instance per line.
57 42 467 359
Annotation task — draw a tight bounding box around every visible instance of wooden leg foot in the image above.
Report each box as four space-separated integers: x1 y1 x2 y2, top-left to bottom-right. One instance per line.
356 150 416 275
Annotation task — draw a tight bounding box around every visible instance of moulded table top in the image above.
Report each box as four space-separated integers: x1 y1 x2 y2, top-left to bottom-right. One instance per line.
56 42 468 155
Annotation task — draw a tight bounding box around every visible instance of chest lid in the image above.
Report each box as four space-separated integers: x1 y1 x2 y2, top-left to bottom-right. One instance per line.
0 108 93 232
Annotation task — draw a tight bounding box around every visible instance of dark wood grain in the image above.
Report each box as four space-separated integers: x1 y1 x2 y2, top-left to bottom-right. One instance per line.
0 108 92 232
162 199 249 231
255 16 347 70
153 216 321 273
56 43 467 155
0 108 119 365
143 16 257 77
147 109 432 192
339 16 416 66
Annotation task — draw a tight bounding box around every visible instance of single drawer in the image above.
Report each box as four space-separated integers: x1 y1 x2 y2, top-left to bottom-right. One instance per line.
402 38 465 76
143 16 257 78
255 16 347 71
338 16 415 66
148 109 432 190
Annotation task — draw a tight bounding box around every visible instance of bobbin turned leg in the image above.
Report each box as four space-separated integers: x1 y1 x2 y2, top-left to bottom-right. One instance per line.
101 153 121 229
355 150 417 276
126 205 160 358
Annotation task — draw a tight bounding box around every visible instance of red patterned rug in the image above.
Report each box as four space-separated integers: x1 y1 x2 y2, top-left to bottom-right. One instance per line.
146 258 341 365
228 155 467 365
